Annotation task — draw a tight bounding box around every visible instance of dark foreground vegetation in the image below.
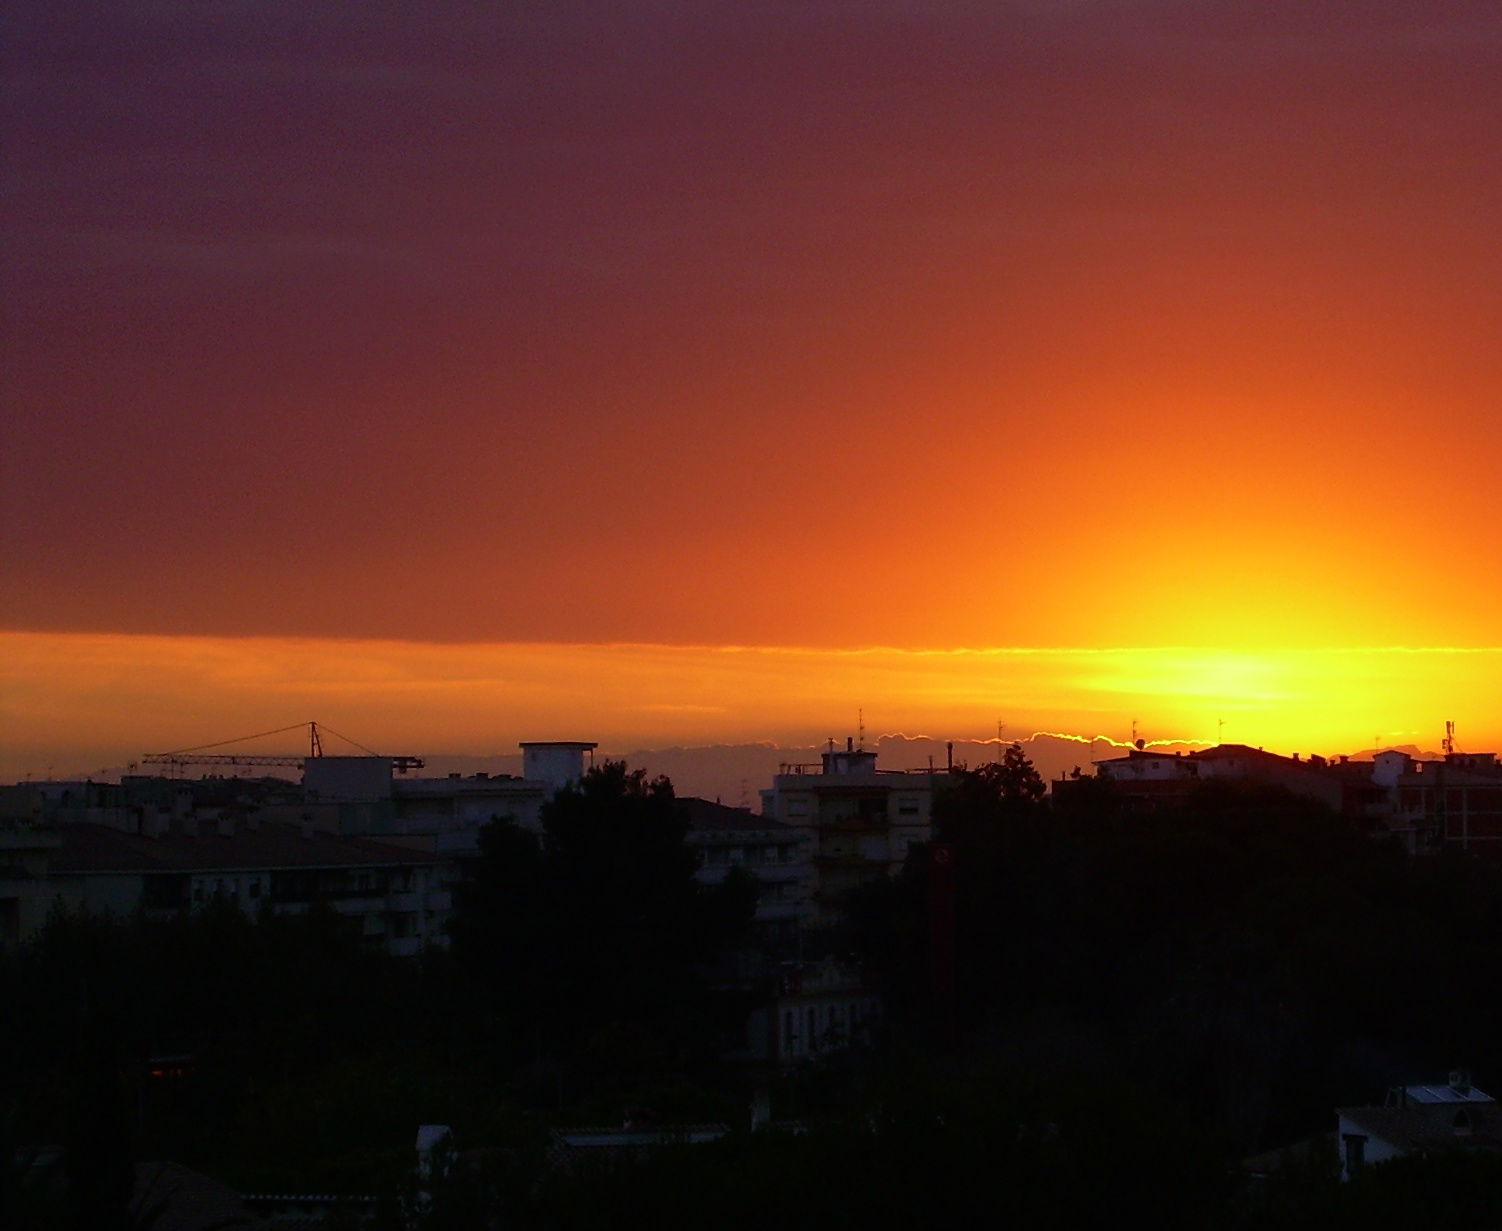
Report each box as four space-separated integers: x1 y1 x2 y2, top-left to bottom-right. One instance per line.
5 757 1502 1228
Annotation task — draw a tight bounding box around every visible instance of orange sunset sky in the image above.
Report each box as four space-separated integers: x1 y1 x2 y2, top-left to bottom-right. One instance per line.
3 3 1499 778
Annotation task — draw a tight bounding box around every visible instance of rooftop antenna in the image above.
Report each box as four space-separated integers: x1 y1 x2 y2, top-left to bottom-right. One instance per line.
996 719 1005 763
1218 717 1225 745
858 708 865 752
1444 720 1456 756
1131 718 1138 747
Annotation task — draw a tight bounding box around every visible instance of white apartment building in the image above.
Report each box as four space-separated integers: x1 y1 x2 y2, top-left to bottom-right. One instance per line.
760 739 948 925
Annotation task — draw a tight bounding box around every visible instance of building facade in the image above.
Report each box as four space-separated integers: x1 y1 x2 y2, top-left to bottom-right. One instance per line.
678 796 813 949
759 739 947 925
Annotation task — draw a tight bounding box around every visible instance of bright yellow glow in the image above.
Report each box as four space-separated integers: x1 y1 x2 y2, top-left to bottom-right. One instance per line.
1 632 1496 779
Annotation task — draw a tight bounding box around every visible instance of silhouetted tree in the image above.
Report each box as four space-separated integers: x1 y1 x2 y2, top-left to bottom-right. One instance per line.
451 762 756 1063
939 743 1046 826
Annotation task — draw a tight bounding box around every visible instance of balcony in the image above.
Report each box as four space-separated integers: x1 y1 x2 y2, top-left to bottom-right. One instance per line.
754 901 807 922
819 814 889 833
387 888 453 914
754 863 809 884
813 851 877 868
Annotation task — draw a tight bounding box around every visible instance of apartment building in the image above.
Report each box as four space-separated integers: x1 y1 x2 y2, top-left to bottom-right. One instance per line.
677 796 813 949
760 739 948 925
47 819 451 957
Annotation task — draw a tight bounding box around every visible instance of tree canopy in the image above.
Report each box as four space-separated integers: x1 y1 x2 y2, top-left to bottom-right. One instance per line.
450 762 756 1061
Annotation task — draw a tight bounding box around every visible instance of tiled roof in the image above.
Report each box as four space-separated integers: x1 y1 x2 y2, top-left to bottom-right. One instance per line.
52 821 435 874
131 1161 252 1231
1191 744 1281 761
1339 1102 1502 1153
676 797 794 832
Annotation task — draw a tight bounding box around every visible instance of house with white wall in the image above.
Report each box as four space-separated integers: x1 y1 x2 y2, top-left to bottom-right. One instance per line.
1336 1073 1501 1180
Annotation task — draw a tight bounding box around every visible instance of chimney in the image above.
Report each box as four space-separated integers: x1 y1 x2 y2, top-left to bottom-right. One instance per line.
946 741 954 771
846 737 854 753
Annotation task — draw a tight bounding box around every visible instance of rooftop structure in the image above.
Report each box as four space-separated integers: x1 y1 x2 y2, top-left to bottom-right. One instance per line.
520 741 597 794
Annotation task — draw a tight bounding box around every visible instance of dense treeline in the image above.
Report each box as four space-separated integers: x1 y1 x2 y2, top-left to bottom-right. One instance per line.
6 756 1502 1228
853 761 1502 1151
0 900 501 1193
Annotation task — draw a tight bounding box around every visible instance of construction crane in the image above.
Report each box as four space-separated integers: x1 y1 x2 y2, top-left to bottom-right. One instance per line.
139 721 424 778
